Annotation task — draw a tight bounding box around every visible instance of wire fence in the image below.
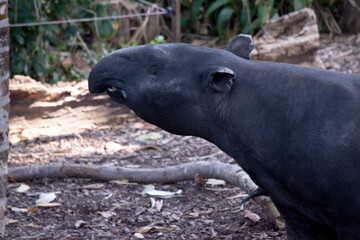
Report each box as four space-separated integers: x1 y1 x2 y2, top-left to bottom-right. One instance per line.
9 0 170 28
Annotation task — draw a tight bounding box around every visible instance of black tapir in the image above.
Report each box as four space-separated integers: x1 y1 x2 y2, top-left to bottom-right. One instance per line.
88 35 360 240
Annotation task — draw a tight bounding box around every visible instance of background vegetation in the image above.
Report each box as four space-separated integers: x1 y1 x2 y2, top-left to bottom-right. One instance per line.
9 0 118 83
9 0 347 83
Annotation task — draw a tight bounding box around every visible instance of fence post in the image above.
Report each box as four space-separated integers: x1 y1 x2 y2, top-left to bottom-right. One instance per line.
0 0 9 238
171 0 181 42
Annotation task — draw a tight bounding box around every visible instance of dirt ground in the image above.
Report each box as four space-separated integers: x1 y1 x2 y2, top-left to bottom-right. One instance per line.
5 34 360 240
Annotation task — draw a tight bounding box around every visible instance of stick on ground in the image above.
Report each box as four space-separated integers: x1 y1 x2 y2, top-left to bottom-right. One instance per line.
9 160 284 229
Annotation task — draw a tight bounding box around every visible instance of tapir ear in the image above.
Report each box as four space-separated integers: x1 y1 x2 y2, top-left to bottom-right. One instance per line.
225 34 254 60
205 66 235 93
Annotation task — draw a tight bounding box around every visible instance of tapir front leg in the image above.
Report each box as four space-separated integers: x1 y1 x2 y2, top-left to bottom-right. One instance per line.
278 208 337 240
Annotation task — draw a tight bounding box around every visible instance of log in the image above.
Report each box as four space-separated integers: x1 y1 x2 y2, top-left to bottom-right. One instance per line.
9 161 284 229
251 8 324 69
9 76 111 120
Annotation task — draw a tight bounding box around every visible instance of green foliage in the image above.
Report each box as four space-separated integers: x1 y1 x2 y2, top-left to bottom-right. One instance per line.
9 0 322 83
9 0 118 83
182 0 314 38
150 35 166 44
191 0 206 23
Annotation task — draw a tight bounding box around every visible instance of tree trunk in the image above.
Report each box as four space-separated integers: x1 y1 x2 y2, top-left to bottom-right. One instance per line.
0 0 9 238
339 0 360 33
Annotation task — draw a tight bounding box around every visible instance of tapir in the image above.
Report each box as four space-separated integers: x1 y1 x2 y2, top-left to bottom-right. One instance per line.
88 35 360 240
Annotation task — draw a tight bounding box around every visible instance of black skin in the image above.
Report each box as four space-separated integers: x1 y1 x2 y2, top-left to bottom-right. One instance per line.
88 35 360 240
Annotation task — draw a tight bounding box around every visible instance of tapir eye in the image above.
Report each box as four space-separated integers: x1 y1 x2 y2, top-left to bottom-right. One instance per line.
107 86 118 92
148 65 159 77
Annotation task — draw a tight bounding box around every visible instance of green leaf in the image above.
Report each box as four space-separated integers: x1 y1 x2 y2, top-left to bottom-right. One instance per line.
98 21 114 39
257 3 268 26
191 0 205 23
294 0 306 11
181 15 188 29
268 0 275 8
13 33 24 45
19 60 26 73
241 18 260 34
216 7 235 38
39 24 61 34
205 0 232 18
33 62 46 76
217 7 235 25
240 5 248 26
241 0 251 23
43 34 64 47
306 0 314 8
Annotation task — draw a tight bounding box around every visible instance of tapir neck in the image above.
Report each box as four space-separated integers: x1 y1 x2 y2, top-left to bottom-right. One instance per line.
200 59 358 177
201 60 297 170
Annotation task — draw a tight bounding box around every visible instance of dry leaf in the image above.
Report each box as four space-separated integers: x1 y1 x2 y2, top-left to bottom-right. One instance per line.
136 225 154 234
35 202 62 207
36 192 57 204
132 122 144 129
74 220 86 228
194 174 206 187
189 212 200 217
81 146 96 153
169 213 180 221
104 141 125 151
136 225 166 234
16 184 30 193
20 129 33 140
110 179 138 185
104 141 140 153
184 210 213 217
155 199 163 212
7 176 17 183
135 132 163 142
134 233 145 239
96 211 116 218
9 206 29 213
244 209 261 222
141 185 182 198
104 193 113 199
82 183 104 189
150 197 156 208
210 227 218 237
9 135 21 144
231 205 244 213
206 178 226 186
227 193 248 199
6 218 18 225
27 223 42 229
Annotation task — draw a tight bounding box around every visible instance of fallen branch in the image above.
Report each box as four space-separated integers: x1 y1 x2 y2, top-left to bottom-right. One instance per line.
9 160 284 229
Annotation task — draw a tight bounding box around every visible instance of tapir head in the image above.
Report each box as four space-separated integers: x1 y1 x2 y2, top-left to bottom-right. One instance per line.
88 35 253 136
